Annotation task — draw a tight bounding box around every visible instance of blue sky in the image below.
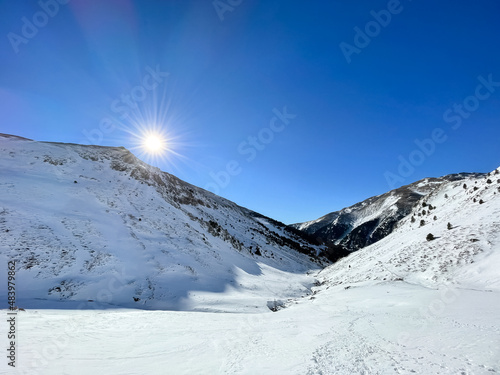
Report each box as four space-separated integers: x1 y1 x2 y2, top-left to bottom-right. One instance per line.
1 0 499 224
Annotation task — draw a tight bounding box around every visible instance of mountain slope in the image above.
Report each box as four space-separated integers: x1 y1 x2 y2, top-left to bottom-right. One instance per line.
6 167 500 375
0 135 326 311
1 135 499 374
292 173 483 251
315 167 500 290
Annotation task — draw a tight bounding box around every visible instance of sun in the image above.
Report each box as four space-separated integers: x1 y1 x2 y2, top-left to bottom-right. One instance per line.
142 132 166 155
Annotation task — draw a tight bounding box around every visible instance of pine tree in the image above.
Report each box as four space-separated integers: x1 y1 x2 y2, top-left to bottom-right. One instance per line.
447 222 453 230
426 233 435 241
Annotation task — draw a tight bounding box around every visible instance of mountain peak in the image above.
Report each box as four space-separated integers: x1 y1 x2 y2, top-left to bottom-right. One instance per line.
0 137 326 312
292 171 489 251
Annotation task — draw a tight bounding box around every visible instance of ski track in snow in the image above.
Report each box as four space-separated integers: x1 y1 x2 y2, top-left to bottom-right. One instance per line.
307 310 499 375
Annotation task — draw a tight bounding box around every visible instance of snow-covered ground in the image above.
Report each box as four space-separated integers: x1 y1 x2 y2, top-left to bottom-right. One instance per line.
0 136 324 312
1 135 499 374
318 167 500 291
1 283 499 374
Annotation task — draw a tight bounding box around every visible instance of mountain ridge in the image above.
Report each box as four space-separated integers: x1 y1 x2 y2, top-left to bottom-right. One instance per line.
291 172 485 251
0 134 327 312
314 165 500 290
1 133 498 314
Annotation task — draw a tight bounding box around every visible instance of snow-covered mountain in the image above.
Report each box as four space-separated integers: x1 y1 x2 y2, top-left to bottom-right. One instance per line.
6 164 499 375
292 167 500 373
315 167 500 290
0 134 326 311
291 173 483 251
2 133 499 374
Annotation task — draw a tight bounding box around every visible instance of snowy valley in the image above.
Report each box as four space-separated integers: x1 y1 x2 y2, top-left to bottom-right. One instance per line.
0 135 499 374
0 135 326 313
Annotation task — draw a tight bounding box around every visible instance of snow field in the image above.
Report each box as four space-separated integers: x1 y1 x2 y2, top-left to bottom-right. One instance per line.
1 283 498 374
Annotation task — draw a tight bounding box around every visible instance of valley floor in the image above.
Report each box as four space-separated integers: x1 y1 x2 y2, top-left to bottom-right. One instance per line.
2 282 499 375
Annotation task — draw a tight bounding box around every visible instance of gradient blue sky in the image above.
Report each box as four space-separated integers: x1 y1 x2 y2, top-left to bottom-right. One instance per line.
1 0 499 224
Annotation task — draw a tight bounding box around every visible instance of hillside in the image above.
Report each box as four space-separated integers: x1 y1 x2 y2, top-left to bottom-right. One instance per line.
6 166 499 374
315 167 500 290
0 135 326 312
1 135 499 374
292 173 483 251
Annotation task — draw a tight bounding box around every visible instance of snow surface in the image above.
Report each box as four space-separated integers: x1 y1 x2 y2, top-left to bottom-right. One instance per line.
1 135 499 374
319 169 500 291
1 283 499 374
0 136 324 312
292 174 480 250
